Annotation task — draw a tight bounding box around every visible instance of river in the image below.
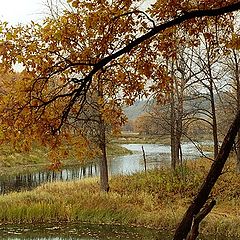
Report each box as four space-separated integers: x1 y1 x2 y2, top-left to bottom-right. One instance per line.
0 142 211 194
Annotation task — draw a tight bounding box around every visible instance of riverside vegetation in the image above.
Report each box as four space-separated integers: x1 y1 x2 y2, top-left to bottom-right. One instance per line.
0 157 239 238
0 143 131 177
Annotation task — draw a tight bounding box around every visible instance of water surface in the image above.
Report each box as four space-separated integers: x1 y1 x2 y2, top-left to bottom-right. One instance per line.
0 223 235 240
0 223 169 240
0 142 211 194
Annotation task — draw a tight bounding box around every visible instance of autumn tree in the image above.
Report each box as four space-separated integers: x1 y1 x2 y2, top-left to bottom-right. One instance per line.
0 1 148 191
227 49 240 171
69 78 126 191
218 40 240 171
134 109 171 136
0 0 240 239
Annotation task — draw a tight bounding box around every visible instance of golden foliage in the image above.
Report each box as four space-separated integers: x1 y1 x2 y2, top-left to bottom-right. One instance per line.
0 0 238 162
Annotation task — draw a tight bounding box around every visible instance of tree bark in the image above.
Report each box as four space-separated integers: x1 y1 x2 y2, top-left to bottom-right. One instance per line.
173 109 240 240
175 77 184 167
233 50 240 172
206 42 219 159
210 84 219 159
186 199 216 240
142 145 147 172
171 90 177 170
99 118 109 192
97 77 109 192
237 132 240 172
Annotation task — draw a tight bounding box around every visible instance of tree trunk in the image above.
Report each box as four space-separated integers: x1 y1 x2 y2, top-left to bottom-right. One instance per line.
237 133 240 172
233 50 240 172
99 118 109 192
176 85 184 167
210 85 219 159
186 199 216 240
206 43 219 159
171 90 177 170
173 109 240 240
97 77 109 192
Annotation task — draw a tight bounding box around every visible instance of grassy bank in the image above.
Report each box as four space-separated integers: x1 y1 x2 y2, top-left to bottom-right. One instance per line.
113 132 214 146
0 158 239 238
0 143 131 176
106 143 132 156
113 132 171 144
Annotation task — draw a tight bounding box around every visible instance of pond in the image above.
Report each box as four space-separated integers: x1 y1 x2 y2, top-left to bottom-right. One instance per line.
0 223 168 240
0 142 212 194
0 223 235 240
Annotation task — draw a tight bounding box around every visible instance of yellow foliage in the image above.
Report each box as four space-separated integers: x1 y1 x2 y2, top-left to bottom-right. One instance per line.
0 0 237 164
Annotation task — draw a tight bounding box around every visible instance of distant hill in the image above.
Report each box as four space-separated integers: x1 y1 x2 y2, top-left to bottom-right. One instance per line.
124 100 149 121
123 93 218 122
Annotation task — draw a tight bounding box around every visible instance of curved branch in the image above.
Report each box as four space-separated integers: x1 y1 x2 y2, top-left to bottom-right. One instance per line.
85 2 240 84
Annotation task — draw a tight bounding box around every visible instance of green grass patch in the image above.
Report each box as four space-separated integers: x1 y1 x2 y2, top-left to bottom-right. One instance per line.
107 143 132 156
0 143 130 177
113 133 171 144
0 145 49 168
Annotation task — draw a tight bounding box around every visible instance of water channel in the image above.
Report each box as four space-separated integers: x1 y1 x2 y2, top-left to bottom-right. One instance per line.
0 142 218 240
0 142 212 194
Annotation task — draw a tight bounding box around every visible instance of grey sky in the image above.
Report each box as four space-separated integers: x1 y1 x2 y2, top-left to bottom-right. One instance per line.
0 0 156 25
0 0 45 24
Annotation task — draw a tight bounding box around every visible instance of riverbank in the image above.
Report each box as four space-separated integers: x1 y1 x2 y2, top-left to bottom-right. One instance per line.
113 132 171 144
0 143 132 177
0 158 239 238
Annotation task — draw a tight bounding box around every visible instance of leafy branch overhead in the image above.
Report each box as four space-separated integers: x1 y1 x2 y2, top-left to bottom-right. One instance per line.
0 0 239 151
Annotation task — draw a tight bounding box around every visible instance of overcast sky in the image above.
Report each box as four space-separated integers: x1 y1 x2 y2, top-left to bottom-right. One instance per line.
0 0 156 25
0 0 46 25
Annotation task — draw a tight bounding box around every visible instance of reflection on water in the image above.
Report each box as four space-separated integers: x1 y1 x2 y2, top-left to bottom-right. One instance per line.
0 143 211 194
0 223 168 240
109 142 211 175
0 164 99 195
0 223 235 240
0 143 234 240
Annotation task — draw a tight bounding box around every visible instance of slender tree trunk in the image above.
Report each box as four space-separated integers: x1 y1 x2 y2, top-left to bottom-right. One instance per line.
237 132 240 172
210 85 219 159
175 116 182 167
169 54 186 170
233 50 240 172
205 44 219 158
173 110 240 240
97 77 109 192
176 85 184 167
171 91 177 170
170 97 182 170
142 146 147 172
99 117 109 192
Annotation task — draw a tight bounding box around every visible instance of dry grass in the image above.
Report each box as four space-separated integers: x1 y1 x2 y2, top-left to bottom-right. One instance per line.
0 157 239 237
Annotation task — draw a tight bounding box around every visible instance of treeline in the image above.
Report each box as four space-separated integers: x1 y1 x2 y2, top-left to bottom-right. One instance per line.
123 29 240 170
